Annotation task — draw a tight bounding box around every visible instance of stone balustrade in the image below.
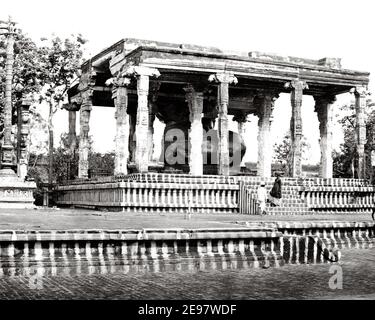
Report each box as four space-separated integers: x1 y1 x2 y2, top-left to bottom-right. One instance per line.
300 179 374 214
57 180 239 213
56 174 375 215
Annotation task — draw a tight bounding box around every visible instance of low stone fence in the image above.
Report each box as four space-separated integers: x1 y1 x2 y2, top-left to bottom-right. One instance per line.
56 180 239 213
55 174 375 215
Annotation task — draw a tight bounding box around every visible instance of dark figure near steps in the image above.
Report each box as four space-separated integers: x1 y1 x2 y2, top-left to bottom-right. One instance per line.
269 173 282 207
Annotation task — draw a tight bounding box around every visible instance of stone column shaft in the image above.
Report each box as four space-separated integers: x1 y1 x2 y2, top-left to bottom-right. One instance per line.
113 81 130 176
218 82 230 175
129 113 136 162
18 96 32 180
256 93 277 177
68 111 77 153
237 121 246 140
185 86 204 175
209 72 238 176
78 90 92 179
135 74 150 173
1 30 15 171
314 96 335 178
148 108 156 162
122 66 160 173
354 86 369 179
233 112 248 143
147 82 160 163
285 80 308 177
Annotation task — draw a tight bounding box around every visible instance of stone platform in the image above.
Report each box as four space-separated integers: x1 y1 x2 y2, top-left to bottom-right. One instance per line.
0 171 36 209
55 173 375 215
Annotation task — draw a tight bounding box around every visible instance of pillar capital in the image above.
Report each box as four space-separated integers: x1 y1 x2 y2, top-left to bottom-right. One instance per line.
351 85 370 98
313 94 336 113
78 67 97 92
314 94 336 104
183 84 204 100
68 92 83 107
254 89 280 101
63 103 81 112
184 84 204 123
208 72 238 85
284 79 309 92
80 89 93 112
253 90 279 122
232 111 250 123
122 65 160 78
149 81 161 104
114 76 132 88
111 77 131 100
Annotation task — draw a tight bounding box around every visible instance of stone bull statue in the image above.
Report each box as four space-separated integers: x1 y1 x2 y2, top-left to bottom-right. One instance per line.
162 119 246 174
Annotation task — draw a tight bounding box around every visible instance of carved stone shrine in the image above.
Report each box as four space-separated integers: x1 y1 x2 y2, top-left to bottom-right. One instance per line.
55 39 371 214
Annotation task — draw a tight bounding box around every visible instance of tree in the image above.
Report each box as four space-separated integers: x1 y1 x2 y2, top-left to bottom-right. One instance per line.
36 35 86 194
273 132 311 175
50 133 114 183
88 152 115 177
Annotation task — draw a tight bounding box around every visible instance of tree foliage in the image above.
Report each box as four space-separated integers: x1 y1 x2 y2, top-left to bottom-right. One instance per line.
1 30 86 145
273 132 311 174
1 30 88 198
37 35 86 111
39 133 114 183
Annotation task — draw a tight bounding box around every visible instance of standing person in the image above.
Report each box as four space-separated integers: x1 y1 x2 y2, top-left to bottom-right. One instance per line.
257 182 267 215
269 173 282 206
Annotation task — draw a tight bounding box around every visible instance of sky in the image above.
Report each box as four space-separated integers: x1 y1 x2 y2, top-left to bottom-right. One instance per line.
2 0 375 164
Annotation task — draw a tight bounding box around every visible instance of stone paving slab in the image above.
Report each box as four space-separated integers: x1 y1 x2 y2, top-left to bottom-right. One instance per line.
0 208 373 231
0 248 374 299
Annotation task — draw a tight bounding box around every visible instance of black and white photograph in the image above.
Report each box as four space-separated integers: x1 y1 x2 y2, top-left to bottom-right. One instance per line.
0 0 374 312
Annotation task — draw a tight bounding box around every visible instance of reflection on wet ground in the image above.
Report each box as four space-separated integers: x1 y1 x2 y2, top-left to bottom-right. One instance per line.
0 247 374 299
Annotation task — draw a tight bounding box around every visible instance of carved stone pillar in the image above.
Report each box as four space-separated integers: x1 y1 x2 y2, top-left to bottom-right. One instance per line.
255 91 279 178
314 95 336 178
0 26 15 174
17 96 32 180
148 111 156 162
113 77 131 176
148 82 160 162
353 86 370 178
233 112 248 142
129 112 136 163
123 66 160 173
184 85 204 175
68 111 77 153
208 72 238 175
285 79 308 177
78 90 93 179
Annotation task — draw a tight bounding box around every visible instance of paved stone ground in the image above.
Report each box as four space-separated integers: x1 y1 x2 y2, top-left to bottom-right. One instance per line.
0 248 374 300
0 208 372 230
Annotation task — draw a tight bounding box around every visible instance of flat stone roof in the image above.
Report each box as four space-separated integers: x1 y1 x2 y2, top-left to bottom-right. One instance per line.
86 38 368 74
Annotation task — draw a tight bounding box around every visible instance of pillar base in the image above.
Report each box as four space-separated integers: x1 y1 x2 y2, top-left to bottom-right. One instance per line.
0 173 36 209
